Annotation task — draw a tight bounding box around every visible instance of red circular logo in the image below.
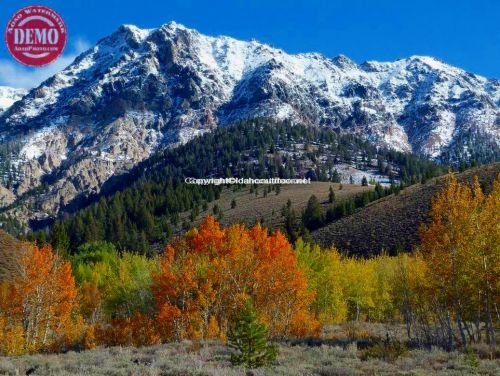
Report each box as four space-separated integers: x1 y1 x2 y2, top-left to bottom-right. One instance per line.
5 5 67 67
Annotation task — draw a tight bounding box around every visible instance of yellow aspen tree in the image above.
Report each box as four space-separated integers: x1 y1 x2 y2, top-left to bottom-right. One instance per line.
419 173 499 347
295 239 346 324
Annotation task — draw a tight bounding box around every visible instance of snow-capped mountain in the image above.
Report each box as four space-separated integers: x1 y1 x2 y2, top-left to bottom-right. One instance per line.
0 87 27 114
0 21 498 222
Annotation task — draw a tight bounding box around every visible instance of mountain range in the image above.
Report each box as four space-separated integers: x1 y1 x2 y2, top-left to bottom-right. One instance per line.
0 21 498 224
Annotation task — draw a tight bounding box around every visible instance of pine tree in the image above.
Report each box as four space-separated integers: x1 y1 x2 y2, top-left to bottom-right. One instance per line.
331 169 341 183
51 222 70 254
217 211 224 221
228 300 278 368
231 198 237 209
328 186 335 203
302 195 324 231
361 176 368 186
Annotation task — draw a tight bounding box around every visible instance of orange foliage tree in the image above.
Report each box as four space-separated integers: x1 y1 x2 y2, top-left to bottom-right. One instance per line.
153 216 319 341
94 313 160 347
0 245 81 355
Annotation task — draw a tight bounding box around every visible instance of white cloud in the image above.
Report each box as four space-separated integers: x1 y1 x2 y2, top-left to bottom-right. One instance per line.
0 38 91 90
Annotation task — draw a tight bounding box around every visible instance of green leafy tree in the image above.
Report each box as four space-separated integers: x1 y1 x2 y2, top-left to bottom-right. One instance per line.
71 242 158 319
228 300 278 368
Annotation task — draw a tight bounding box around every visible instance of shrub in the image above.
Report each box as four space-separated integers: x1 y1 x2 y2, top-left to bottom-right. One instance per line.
360 335 407 362
463 347 479 368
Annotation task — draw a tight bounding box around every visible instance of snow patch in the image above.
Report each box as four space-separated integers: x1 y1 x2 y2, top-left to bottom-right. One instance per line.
20 125 59 160
178 127 210 145
0 86 27 113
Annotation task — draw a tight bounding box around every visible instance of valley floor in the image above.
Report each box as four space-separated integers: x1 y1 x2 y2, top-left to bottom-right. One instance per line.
1 329 498 376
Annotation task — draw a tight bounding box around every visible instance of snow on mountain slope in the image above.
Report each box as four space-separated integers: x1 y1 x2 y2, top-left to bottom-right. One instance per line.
0 21 498 222
0 87 27 114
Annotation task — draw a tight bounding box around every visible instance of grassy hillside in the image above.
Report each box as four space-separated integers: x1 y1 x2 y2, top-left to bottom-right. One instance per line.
176 182 373 234
0 230 24 282
311 163 500 255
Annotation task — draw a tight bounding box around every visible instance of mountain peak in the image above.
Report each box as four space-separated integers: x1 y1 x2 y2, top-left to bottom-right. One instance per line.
160 20 187 30
0 22 498 223
106 23 153 45
405 55 464 75
331 54 357 68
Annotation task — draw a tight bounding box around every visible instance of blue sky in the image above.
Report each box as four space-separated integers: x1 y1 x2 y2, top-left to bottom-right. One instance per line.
1 0 499 88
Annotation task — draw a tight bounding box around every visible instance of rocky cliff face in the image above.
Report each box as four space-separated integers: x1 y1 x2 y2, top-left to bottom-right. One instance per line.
0 22 498 223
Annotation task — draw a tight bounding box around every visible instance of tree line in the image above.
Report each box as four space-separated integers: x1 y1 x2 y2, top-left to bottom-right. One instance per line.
0 173 498 355
25 119 443 252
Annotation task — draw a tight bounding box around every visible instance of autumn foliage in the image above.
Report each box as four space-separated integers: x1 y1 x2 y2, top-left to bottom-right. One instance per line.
0 174 498 355
0 245 81 355
417 174 500 348
94 313 160 347
152 217 319 340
